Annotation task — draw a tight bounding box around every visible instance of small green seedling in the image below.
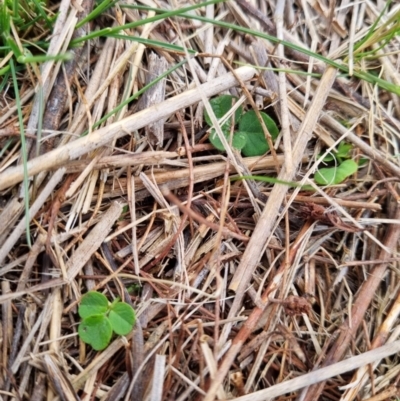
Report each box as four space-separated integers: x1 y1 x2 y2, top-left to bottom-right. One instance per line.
78 291 136 351
314 142 359 185
205 95 279 157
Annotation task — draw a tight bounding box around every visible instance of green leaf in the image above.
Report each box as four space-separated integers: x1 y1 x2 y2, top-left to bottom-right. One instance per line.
318 153 335 162
314 159 358 185
119 205 129 220
204 95 242 128
317 142 353 164
209 128 229 151
336 142 353 159
108 302 136 335
79 291 109 319
78 315 113 351
209 129 247 151
239 110 279 157
358 157 368 166
232 132 247 150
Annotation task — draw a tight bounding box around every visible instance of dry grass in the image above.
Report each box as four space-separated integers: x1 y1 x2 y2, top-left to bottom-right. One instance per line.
1 1 400 400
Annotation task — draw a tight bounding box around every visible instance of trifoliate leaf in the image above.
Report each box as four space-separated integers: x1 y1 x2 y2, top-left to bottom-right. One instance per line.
78 315 112 351
78 291 109 319
204 95 242 127
239 110 279 157
108 302 136 336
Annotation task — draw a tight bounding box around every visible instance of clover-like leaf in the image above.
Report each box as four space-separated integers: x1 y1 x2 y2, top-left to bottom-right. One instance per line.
78 315 113 351
209 129 247 151
336 142 353 159
204 95 242 127
239 110 279 157
108 302 136 335
78 291 109 319
209 128 228 151
318 153 336 162
314 159 358 185
232 132 247 150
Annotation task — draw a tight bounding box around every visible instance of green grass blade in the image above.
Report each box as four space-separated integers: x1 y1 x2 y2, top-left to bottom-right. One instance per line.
353 0 392 53
30 0 54 29
234 61 322 78
104 34 195 54
0 67 10 80
35 83 44 158
70 0 226 47
124 3 400 96
0 139 14 158
231 175 308 189
10 58 32 248
19 12 58 31
17 51 72 64
76 0 119 29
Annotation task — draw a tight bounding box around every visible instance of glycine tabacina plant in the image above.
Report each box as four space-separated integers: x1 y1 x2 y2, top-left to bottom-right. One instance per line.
314 142 360 185
205 95 279 157
206 96 361 187
78 291 136 351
